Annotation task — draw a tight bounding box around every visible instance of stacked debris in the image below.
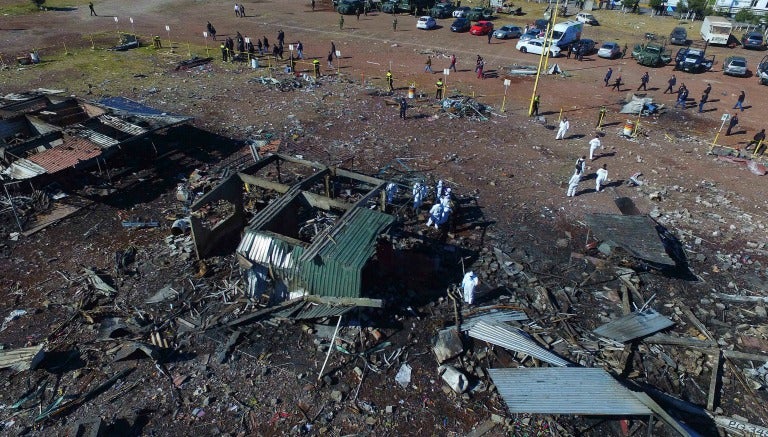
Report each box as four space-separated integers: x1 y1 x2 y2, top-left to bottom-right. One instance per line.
439 96 491 119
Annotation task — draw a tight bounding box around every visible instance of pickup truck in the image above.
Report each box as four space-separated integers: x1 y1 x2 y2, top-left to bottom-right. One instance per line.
632 42 672 67
673 47 714 73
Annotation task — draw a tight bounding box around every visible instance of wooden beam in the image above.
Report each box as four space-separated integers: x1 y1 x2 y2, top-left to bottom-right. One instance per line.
302 191 352 212
707 349 721 411
713 292 768 304
237 172 291 194
643 333 717 349
305 295 385 308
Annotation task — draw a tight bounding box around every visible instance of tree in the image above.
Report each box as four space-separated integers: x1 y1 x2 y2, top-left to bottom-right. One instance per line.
734 8 755 23
30 0 45 9
678 0 710 18
649 0 666 15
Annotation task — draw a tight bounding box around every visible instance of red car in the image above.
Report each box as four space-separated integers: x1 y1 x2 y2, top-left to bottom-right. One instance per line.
470 21 494 36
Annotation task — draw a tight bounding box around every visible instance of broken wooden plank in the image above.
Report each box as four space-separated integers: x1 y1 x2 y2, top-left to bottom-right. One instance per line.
722 349 768 363
714 415 768 436
707 350 722 411
644 333 717 349
304 295 384 308
224 297 304 328
713 292 768 304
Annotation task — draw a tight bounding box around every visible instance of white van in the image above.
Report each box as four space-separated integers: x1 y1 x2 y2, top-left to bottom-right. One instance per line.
550 20 583 48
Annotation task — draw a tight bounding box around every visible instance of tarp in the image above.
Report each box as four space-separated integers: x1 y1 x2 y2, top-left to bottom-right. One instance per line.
620 94 655 114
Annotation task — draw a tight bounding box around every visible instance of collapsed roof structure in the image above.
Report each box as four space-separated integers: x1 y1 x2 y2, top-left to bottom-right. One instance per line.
0 92 192 181
190 153 399 307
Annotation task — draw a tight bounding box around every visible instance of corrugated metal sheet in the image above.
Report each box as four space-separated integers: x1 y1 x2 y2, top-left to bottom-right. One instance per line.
1 159 46 179
460 310 529 332
585 214 676 266
299 207 393 298
468 321 571 367
593 309 674 343
292 302 353 320
68 126 120 148
488 368 652 415
98 114 148 136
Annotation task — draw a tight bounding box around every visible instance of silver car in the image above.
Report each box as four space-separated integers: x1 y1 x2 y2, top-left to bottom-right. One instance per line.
723 56 748 77
493 25 522 39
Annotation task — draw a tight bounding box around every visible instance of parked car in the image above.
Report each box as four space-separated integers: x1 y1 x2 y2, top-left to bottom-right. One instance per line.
669 27 688 45
430 3 455 18
571 38 596 55
674 47 714 73
758 54 768 84
453 6 470 17
723 56 748 77
450 17 471 32
416 16 437 30
493 25 522 39
597 41 621 59
575 12 599 25
466 6 493 21
520 29 543 41
336 0 363 14
470 20 494 35
742 31 765 50
516 38 562 57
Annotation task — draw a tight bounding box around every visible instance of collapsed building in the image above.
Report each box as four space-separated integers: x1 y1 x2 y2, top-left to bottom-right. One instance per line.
0 91 192 181
189 153 434 308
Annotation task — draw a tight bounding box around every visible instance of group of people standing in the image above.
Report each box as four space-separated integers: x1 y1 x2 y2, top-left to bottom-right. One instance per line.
566 133 609 197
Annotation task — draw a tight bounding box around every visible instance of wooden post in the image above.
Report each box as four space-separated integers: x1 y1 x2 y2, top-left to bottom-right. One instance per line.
317 315 343 380
707 349 722 411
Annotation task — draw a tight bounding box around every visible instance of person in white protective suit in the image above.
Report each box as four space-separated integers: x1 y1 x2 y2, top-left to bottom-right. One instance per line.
461 271 479 305
426 203 443 228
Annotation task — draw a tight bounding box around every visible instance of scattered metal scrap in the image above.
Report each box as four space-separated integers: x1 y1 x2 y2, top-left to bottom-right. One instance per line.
584 213 678 268
593 308 675 343
467 320 571 367
439 96 490 119
175 57 213 71
0 343 45 372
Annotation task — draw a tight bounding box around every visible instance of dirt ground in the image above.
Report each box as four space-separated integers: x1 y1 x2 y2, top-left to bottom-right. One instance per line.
2 0 768 435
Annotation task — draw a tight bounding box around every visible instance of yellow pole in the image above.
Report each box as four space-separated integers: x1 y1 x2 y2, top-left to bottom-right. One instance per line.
501 88 507 112
527 2 558 116
632 112 641 136
558 107 563 122
90 35 96 50
753 139 764 157
187 43 191 57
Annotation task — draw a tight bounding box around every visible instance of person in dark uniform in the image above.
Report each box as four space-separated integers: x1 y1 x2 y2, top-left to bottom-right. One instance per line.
221 43 228 62
531 94 540 116
399 98 408 119
89 2 97 16
262 36 269 53
207 21 217 40
386 70 394 92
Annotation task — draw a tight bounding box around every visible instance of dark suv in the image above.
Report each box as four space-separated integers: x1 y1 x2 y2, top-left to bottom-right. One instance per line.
670 27 687 45
742 31 765 50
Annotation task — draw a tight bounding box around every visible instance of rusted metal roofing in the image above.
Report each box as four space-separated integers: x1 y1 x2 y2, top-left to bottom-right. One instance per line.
26 136 102 174
585 213 676 266
488 368 653 415
593 309 674 343
468 320 571 367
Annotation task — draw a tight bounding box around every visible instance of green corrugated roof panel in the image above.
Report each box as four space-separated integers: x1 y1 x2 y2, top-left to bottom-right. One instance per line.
297 208 393 298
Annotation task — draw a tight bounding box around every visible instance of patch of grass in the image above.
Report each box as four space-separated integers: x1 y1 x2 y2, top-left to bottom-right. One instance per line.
1 0 81 16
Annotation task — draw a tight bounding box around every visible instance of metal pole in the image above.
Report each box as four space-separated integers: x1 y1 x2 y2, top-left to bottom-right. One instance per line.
317 315 343 380
3 183 24 233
